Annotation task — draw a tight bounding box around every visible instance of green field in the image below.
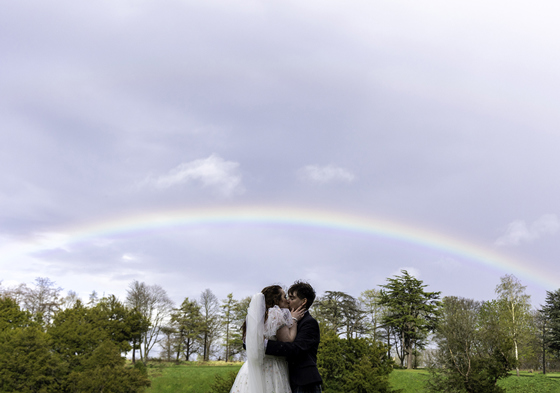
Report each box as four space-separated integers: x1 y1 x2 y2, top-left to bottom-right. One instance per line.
390 369 429 392
144 362 560 393
145 362 242 393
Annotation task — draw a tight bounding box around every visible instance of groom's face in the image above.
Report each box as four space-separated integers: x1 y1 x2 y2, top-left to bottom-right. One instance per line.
288 290 307 311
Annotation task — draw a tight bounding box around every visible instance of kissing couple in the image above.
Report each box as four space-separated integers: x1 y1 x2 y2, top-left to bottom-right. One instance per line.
230 281 323 393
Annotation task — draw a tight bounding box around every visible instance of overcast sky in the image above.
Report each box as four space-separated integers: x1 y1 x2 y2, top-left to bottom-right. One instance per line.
2 0 560 309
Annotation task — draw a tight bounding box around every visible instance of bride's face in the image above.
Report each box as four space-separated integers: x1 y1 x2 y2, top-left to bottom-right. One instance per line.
278 289 289 309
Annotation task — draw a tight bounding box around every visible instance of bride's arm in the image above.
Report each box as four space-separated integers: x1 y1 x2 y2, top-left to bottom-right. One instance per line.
275 305 305 342
276 322 296 342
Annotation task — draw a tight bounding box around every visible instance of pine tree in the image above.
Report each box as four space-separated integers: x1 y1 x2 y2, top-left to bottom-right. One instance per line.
542 288 560 358
171 297 203 361
220 293 238 361
0 327 65 393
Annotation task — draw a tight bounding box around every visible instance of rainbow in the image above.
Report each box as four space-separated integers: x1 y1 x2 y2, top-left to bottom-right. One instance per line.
3 205 556 288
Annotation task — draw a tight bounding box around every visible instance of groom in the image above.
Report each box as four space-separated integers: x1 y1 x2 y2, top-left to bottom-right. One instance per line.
266 281 323 393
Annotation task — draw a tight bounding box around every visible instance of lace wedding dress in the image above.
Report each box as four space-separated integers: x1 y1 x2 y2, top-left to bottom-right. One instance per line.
230 295 293 393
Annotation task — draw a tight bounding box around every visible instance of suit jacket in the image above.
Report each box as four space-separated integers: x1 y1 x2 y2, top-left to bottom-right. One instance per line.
265 312 323 387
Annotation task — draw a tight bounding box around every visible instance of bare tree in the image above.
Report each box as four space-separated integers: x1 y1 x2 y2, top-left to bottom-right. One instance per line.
88 290 100 306
0 281 24 301
22 277 63 324
126 280 174 363
200 288 220 361
61 290 81 310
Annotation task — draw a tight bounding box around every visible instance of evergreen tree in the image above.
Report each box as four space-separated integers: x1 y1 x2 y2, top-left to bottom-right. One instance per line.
220 293 238 361
94 294 141 353
542 288 560 358
0 296 36 331
170 297 203 361
315 291 365 339
48 300 108 369
379 270 441 368
230 296 251 359
0 327 65 393
128 307 150 364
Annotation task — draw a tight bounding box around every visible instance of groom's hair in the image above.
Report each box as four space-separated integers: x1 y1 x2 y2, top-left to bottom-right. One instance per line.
289 281 316 309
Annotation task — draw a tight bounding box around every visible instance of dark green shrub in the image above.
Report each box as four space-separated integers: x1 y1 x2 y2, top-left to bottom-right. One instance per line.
0 327 65 393
317 330 398 393
66 341 151 393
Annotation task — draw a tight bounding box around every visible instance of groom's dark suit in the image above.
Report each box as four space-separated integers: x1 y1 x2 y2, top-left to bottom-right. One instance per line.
265 311 322 389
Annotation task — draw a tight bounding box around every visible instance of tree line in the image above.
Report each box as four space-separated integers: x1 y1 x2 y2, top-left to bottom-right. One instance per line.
3 272 560 392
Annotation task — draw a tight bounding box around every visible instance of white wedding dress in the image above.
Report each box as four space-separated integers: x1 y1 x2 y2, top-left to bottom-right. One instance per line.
230 296 293 393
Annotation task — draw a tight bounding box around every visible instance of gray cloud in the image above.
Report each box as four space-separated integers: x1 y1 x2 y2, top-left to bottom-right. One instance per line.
2 0 560 310
495 214 560 246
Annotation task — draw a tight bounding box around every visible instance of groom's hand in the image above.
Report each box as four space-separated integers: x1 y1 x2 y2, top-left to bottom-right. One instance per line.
290 304 306 322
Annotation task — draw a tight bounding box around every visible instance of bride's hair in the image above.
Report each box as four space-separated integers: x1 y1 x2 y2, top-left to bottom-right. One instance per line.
261 285 283 320
242 285 284 342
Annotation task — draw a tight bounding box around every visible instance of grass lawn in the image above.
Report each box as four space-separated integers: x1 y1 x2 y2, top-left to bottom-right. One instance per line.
389 369 429 392
144 363 560 393
145 361 242 393
388 368 560 393
497 371 560 393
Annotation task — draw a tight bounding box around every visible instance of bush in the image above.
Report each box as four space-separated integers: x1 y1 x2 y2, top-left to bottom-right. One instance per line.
317 331 398 393
0 300 151 393
0 327 65 393
66 341 151 393
133 360 148 376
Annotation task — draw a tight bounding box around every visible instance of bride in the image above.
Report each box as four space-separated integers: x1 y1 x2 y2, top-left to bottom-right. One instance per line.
230 285 305 393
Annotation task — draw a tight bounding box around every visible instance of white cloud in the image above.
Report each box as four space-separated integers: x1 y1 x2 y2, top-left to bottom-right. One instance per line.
147 154 244 197
298 164 356 184
34 232 72 251
495 214 560 246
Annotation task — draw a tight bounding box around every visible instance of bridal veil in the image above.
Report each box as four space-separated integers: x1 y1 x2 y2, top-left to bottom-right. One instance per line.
245 292 266 393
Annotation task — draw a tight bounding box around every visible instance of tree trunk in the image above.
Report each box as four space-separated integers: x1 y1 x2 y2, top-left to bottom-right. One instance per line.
225 325 230 362
401 330 405 367
203 332 208 361
543 320 546 375
515 340 520 377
